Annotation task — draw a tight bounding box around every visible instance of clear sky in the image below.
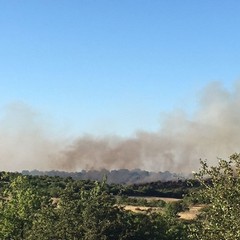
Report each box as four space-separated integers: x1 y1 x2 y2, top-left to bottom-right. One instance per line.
1 0 240 137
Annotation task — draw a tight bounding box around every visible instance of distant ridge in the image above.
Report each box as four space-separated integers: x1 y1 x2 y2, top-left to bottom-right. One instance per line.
22 169 187 184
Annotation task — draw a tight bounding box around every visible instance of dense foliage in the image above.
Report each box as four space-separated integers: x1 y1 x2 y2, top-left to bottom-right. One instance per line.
117 180 198 199
2 154 240 239
188 153 240 240
0 172 187 240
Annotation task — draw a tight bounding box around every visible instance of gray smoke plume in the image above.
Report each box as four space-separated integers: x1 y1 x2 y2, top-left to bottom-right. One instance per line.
1 81 240 173
59 81 240 173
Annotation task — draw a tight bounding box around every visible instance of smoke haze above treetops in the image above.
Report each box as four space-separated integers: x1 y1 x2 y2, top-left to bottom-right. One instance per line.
1 81 240 173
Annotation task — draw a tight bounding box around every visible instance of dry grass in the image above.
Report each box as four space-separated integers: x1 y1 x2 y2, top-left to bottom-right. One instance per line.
122 204 204 219
122 205 162 213
179 205 205 220
121 196 205 220
128 196 181 203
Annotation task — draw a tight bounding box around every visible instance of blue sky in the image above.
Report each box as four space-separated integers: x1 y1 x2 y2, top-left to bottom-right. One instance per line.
1 0 240 137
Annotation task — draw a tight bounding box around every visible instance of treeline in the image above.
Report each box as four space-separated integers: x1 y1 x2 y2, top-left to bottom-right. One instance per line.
2 171 198 199
21 171 199 198
22 169 184 184
119 179 200 198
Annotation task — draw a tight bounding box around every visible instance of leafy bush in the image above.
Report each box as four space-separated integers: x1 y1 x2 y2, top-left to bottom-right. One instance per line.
188 153 240 240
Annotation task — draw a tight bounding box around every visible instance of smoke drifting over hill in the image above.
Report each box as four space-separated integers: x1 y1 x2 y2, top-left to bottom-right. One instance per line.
1 81 240 173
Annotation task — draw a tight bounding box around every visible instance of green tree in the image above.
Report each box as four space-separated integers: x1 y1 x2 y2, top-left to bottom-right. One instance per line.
0 176 43 239
55 184 85 239
54 180 131 240
77 180 129 240
188 153 240 240
25 195 59 240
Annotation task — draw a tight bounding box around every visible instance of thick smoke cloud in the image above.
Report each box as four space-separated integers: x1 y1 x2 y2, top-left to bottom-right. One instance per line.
59 81 240 172
1 81 240 173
